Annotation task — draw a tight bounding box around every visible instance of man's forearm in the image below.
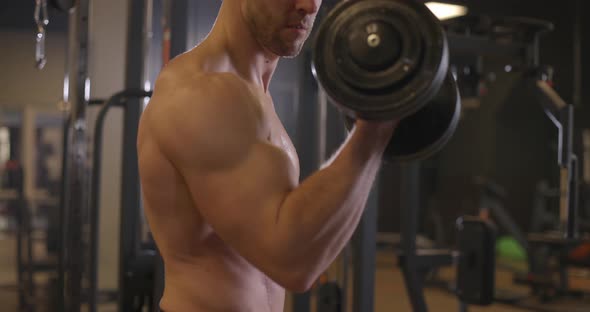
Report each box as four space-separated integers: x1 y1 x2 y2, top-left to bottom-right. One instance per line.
273 125 389 284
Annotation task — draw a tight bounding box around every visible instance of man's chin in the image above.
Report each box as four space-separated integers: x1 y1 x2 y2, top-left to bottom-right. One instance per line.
277 44 304 58
265 39 305 59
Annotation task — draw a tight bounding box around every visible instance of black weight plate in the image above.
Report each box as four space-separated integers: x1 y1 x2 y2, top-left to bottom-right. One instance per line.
313 0 449 121
343 71 461 162
384 71 461 161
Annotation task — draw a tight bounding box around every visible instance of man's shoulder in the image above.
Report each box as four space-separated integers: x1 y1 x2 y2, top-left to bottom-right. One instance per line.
153 66 255 114
143 68 263 169
144 66 263 144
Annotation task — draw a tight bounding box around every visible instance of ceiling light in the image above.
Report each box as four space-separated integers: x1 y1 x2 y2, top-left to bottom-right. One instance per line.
425 2 468 21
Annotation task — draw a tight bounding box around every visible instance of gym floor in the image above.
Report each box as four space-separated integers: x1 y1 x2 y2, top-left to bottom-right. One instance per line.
2 234 589 312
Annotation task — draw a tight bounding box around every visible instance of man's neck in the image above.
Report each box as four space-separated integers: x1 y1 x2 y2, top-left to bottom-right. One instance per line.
205 1 280 93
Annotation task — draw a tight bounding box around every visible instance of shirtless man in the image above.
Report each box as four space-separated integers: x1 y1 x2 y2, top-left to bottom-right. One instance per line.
137 0 397 311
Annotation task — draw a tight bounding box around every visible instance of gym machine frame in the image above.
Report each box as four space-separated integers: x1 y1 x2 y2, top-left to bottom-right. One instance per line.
88 89 154 312
397 162 457 312
57 0 154 311
447 8 584 280
58 0 91 310
372 15 561 312
527 73 580 241
445 14 586 310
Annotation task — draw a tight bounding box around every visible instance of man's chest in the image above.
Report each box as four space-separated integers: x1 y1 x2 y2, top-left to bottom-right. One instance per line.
263 101 300 179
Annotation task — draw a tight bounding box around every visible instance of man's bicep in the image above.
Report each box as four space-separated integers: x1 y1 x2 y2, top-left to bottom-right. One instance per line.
182 141 295 254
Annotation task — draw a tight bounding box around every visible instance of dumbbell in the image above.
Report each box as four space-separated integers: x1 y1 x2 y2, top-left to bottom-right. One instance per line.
312 0 461 162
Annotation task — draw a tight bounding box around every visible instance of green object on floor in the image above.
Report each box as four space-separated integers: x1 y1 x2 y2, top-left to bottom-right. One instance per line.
496 236 527 261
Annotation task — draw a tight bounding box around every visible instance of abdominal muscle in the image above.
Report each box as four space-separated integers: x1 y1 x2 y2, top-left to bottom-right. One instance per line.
158 232 285 312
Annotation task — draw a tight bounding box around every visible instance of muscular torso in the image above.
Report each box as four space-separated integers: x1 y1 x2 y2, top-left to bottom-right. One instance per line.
138 50 300 312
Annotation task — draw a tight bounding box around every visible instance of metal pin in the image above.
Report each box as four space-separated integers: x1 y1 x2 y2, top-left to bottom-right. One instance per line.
367 34 381 48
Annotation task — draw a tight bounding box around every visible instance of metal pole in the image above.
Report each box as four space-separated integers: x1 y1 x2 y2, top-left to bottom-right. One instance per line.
399 162 428 312
15 164 27 310
119 0 147 310
169 0 188 59
584 130 590 185
352 180 378 312
583 130 590 220
560 105 575 239
572 0 582 108
152 246 165 312
568 155 579 239
88 97 117 312
531 79 576 240
62 0 91 311
56 117 69 312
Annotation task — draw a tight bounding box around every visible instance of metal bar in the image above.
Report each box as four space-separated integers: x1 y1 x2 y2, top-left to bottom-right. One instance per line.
145 0 165 89
534 80 567 129
527 35 540 67
293 292 312 312
56 117 69 312
560 105 574 169
15 168 26 310
119 1 147 307
572 0 582 107
90 90 151 312
529 80 577 238
162 0 172 65
152 246 165 312
144 0 155 81
62 0 91 310
459 302 469 312
584 130 590 184
24 199 35 308
447 33 527 60
118 73 145 311
170 0 188 59
412 250 453 268
352 180 378 312
399 163 428 312
530 79 576 238
89 99 106 105
561 106 575 239
88 95 121 312
341 243 351 312
568 155 579 239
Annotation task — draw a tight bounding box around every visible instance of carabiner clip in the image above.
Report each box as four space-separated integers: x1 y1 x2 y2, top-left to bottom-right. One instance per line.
34 0 49 69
